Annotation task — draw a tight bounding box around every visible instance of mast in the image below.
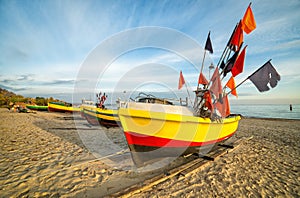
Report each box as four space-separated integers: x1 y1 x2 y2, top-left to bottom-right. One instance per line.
217 23 238 68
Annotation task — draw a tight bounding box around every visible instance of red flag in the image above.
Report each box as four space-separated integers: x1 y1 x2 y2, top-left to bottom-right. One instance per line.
214 95 230 117
203 91 213 111
178 70 185 90
198 72 208 85
231 46 247 77
230 21 243 51
210 67 222 99
226 76 238 97
242 4 256 34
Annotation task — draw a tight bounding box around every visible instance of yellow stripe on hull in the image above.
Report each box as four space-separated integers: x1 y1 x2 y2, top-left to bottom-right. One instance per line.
81 105 119 121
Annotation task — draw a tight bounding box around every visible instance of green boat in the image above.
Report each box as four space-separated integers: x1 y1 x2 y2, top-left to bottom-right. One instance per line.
26 105 48 111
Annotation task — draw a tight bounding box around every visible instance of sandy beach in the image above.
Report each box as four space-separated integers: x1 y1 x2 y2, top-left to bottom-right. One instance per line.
0 108 299 197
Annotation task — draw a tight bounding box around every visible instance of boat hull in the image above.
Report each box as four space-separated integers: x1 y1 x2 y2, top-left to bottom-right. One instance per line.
118 102 241 165
26 105 48 111
48 102 81 113
81 105 119 127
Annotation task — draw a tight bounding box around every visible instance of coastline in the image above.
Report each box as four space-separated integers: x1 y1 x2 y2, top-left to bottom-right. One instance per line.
0 108 299 197
241 115 300 121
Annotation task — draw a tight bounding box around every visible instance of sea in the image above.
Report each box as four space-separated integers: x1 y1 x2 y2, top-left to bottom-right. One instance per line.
79 91 300 120
230 104 300 120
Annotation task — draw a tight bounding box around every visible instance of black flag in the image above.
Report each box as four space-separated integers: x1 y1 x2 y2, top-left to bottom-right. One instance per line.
205 31 213 54
249 61 280 92
223 50 239 77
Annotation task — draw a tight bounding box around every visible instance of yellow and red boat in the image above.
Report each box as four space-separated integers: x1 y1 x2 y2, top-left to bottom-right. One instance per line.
117 3 282 166
48 102 81 113
118 102 241 164
81 104 119 127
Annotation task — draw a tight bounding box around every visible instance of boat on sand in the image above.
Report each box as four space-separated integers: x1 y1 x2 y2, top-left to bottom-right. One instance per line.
118 3 280 166
26 104 48 111
81 104 119 128
118 101 240 165
48 102 81 113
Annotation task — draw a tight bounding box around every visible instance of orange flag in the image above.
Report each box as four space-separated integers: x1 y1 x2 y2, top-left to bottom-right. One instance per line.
198 72 208 85
231 46 247 77
224 95 230 117
178 70 185 90
242 4 256 34
226 76 238 97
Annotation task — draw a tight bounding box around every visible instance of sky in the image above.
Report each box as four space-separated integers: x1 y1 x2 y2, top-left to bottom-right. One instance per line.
0 0 299 104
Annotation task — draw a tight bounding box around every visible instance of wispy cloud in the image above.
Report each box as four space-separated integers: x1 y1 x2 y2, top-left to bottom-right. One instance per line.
0 84 29 92
42 79 75 86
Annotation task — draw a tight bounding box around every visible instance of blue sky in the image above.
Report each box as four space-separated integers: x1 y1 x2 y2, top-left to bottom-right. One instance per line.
0 0 299 104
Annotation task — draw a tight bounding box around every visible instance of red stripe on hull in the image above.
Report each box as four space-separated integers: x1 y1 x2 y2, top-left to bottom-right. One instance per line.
124 131 235 148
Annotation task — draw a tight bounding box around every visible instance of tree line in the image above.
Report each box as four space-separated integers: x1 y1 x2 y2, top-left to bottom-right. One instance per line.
0 88 62 107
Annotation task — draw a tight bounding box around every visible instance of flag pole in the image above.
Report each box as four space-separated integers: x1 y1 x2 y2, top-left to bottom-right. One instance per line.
197 31 211 90
226 77 248 96
196 50 207 91
200 31 211 74
184 82 194 107
220 43 244 78
226 59 272 96
217 23 238 68
200 50 206 74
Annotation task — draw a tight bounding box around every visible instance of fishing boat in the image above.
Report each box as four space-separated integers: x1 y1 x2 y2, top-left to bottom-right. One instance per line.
26 104 48 111
118 3 280 166
81 93 120 127
48 102 81 113
81 104 119 127
118 102 240 164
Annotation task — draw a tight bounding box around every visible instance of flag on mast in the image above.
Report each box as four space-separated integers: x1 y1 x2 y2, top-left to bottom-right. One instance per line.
231 45 247 77
230 21 244 51
214 95 230 117
226 76 238 97
178 70 186 90
242 4 256 34
198 72 208 85
204 91 213 111
249 61 280 92
210 67 222 99
222 49 240 77
205 31 213 54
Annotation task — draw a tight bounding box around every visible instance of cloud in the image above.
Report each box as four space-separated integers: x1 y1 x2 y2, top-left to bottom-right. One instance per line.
0 84 29 92
17 74 35 81
42 79 75 86
0 74 35 86
0 79 15 84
